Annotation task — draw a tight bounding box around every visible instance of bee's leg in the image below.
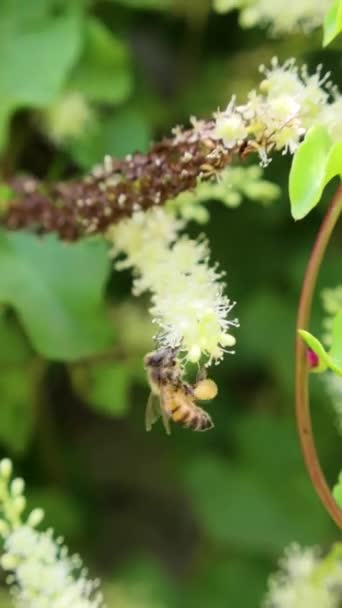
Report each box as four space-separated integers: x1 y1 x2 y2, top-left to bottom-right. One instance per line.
194 366 207 386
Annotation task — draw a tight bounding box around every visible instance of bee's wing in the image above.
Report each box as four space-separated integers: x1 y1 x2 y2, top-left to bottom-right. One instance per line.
145 391 171 435
145 392 161 432
158 386 172 436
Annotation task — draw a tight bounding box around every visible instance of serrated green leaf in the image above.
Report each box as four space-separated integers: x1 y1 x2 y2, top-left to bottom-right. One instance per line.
0 231 114 360
323 0 342 46
0 6 83 149
289 126 333 220
68 17 132 104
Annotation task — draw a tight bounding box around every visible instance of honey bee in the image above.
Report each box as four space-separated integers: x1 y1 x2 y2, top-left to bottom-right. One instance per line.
144 347 217 434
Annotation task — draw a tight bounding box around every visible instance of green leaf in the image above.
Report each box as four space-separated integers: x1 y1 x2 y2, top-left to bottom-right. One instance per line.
72 361 130 416
184 449 331 553
69 107 151 169
0 310 32 364
0 5 83 149
333 481 342 508
0 365 38 453
289 126 333 220
298 328 342 376
323 0 342 46
0 231 114 360
325 141 342 184
68 17 132 104
0 184 15 210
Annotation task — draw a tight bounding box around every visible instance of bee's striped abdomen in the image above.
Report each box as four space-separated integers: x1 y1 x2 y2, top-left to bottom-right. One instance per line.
187 407 214 431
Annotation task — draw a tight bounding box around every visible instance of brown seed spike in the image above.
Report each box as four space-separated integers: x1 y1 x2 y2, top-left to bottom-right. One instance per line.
1 123 250 240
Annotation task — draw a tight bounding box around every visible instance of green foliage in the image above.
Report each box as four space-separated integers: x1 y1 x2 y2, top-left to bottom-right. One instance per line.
323 0 342 46
0 231 114 360
111 0 171 9
0 365 38 453
68 17 132 105
289 125 342 220
184 413 332 554
27 487 86 539
333 471 342 508
0 310 32 364
0 3 341 608
70 107 151 169
289 126 333 219
71 361 131 416
0 1 83 149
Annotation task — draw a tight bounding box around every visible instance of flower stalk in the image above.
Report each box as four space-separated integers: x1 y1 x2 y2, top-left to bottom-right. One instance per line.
296 183 342 529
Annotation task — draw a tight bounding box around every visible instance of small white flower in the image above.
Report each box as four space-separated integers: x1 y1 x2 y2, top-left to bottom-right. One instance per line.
214 110 248 148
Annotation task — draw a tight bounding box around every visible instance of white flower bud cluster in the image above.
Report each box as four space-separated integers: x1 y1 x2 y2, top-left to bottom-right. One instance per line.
214 0 330 36
0 459 104 608
167 165 280 222
263 544 342 608
213 58 339 164
108 208 238 364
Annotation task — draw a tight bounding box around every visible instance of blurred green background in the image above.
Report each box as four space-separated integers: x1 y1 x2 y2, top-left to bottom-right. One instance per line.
0 1 341 606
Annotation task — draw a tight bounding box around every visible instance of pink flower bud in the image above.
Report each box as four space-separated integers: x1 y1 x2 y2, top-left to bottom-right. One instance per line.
307 348 319 369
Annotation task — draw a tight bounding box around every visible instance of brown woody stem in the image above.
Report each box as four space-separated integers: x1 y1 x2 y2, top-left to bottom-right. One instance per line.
296 183 342 529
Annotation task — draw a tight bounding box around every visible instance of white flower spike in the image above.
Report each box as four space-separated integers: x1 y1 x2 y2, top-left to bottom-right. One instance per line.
108 208 238 365
0 459 104 608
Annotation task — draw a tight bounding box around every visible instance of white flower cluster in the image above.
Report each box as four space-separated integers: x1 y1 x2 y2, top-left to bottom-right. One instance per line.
324 371 342 434
320 286 342 432
263 544 342 608
40 92 92 144
214 0 330 35
107 208 238 364
0 459 104 608
213 58 339 164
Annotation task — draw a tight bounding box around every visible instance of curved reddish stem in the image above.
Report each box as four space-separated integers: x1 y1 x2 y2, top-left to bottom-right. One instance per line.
296 184 342 529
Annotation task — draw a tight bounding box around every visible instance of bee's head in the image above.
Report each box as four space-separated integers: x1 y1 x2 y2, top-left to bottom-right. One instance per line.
144 346 179 368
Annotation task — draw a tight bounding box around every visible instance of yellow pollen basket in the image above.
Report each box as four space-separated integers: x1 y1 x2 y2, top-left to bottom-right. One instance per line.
193 378 218 401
